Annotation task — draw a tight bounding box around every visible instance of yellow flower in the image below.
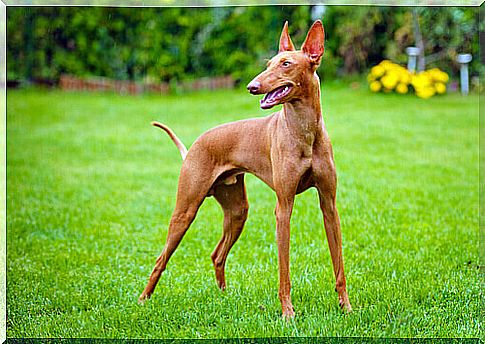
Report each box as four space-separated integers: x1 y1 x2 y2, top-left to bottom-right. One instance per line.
399 71 411 84
441 72 449 83
428 68 440 78
411 75 419 87
416 86 435 99
393 65 406 73
367 73 376 82
381 74 398 89
396 83 408 94
379 60 393 70
371 65 385 78
435 82 446 94
411 73 431 88
370 80 382 92
428 68 449 83
435 71 449 83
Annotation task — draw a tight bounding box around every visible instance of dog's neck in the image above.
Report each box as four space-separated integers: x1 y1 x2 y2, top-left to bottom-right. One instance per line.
281 73 322 142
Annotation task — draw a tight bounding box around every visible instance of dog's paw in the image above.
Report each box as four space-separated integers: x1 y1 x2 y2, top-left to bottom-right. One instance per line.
282 305 296 320
138 293 150 305
216 280 226 291
339 294 352 314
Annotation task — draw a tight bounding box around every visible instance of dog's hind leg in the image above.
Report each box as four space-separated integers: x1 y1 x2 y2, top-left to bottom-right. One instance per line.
139 164 216 302
211 174 249 290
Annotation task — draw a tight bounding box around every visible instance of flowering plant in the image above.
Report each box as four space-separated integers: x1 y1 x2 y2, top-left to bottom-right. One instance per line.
367 60 449 99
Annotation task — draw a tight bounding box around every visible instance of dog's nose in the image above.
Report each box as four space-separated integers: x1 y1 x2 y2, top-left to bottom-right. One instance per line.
247 80 261 94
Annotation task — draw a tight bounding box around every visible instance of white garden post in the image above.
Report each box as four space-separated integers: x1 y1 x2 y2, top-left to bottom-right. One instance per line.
406 47 420 73
456 53 472 95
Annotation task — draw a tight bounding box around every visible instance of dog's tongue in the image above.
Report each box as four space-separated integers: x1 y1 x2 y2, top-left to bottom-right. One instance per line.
261 86 287 108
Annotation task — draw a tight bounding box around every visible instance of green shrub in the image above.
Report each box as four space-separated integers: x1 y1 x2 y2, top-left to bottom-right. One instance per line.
6 6 481 84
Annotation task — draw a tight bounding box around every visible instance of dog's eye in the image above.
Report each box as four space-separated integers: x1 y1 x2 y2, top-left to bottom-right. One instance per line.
282 61 291 67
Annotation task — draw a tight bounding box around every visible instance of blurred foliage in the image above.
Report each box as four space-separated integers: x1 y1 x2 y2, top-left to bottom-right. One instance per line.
6 6 481 85
325 6 480 76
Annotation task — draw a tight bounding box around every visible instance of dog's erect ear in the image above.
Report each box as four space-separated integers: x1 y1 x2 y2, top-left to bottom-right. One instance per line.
301 20 325 65
279 21 296 53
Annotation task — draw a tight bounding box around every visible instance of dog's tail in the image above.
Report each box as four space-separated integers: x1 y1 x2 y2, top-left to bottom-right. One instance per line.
151 121 188 160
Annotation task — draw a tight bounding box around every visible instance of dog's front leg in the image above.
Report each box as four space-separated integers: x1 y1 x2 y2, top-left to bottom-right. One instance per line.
314 166 352 313
274 192 296 319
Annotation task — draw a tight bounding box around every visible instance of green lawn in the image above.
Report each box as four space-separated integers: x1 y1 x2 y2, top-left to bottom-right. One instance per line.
6 84 481 338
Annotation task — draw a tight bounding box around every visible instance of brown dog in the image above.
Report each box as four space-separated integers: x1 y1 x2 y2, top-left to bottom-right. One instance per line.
139 20 352 318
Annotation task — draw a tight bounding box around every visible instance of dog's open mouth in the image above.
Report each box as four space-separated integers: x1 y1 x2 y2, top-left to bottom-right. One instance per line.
260 85 292 109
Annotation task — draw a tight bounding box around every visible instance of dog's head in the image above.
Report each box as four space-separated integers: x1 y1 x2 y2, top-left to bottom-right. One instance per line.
247 20 325 110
